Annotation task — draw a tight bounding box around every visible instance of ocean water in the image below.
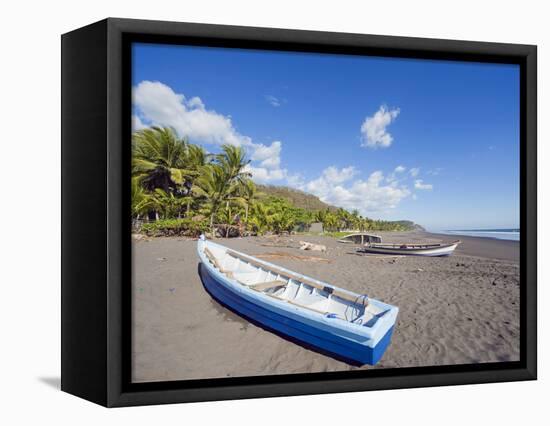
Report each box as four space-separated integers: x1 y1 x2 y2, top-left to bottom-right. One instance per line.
438 228 520 241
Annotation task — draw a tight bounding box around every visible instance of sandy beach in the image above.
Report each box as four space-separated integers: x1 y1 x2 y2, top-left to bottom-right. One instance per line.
132 231 520 383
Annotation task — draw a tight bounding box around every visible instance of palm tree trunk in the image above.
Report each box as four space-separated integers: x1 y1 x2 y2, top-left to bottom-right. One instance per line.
210 213 215 238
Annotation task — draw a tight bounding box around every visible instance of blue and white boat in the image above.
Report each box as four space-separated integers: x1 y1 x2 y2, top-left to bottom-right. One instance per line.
197 236 398 365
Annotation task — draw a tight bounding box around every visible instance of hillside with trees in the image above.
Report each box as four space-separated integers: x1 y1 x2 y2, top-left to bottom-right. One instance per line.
131 126 422 237
257 185 336 211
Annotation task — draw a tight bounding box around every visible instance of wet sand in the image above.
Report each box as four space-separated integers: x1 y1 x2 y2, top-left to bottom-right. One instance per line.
132 231 520 382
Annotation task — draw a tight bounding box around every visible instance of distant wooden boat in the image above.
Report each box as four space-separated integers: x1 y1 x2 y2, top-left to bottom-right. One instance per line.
338 232 382 244
360 240 461 257
197 235 398 365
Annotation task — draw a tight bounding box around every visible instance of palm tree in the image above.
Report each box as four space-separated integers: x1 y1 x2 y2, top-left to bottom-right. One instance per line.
323 211 339 232
181 143 208 193
315 209 328 224
132 126 212 219
151 189 189 219
195 164 228 232
180 144 208 217
269 209 296 234
238 179 259 224
131 177 155 220
195 145 251 235
248 202 271 235
132 127 193 191
186 143 209 170
214 145 251 185
132 126 199 220
350 209 361 231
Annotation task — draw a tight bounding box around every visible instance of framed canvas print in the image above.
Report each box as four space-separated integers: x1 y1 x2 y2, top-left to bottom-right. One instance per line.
61 18 537 407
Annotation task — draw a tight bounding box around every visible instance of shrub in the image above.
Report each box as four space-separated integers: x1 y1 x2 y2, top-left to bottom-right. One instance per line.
140 218 209 237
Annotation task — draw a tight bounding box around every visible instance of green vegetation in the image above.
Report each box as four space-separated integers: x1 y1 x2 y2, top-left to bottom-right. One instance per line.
388 220 425 231
132 126 420 237
313 208 416 233
257 185 336 211
320 231 357 238
141 218 209 237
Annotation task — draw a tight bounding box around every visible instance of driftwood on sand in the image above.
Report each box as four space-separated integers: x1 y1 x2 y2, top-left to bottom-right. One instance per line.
299 241 327 252
258 235 296 248
256 252 330 263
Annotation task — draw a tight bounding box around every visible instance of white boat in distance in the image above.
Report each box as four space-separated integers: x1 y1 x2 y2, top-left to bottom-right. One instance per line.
337 232 382 245
197 236 398 365
360 240 461 257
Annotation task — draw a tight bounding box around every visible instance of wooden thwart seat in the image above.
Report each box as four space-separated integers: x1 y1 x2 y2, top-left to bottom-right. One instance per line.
250 280 287 292
227 249 368 306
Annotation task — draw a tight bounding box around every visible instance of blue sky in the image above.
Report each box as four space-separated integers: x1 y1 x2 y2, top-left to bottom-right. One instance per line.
132 43 520 231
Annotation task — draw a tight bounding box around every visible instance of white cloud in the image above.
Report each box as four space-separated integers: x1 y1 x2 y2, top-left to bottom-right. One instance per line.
265 95 282 107
132 115 146 132
133 80 251 147
321 166 357 184
258 156 281 170
414 179 433 190
360 105 400 148
251 141 282 169
303 166 357 196
187 96 205 109
301 167 410 214
409 167 420 177
133 81 290 184
246 141 288 182
244 164 286 183
132 81 412 206
286 173 306 188
386 165 409 185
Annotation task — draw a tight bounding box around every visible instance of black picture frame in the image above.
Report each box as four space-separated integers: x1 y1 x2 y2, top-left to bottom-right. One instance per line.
61 17 537 407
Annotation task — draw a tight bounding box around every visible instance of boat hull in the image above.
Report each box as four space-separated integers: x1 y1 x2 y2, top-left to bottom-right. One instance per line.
361 242 459 257
198 262 395 366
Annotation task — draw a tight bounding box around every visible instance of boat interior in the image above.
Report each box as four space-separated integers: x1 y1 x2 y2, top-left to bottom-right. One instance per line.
339 234 382 244
203 244 389 327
